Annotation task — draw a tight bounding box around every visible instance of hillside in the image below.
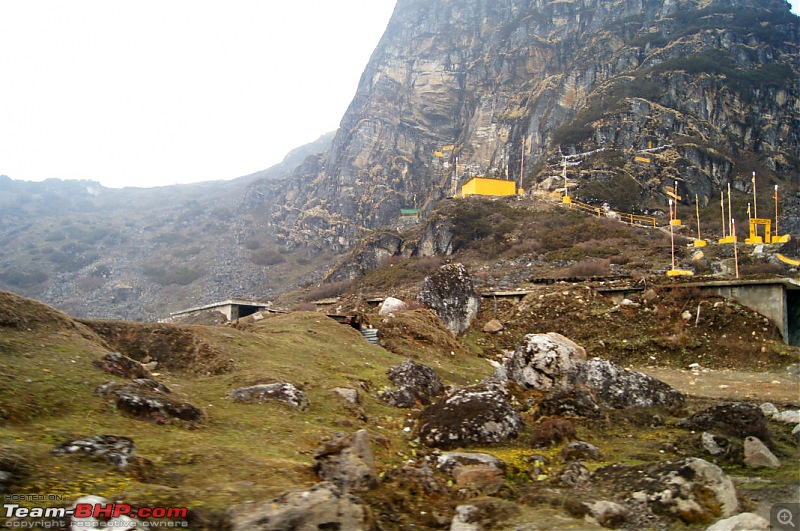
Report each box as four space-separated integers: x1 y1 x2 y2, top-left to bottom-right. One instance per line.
262 0 800 251
1 265 798 529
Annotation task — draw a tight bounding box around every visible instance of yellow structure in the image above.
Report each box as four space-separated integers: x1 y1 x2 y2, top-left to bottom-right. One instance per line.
461 177 517 197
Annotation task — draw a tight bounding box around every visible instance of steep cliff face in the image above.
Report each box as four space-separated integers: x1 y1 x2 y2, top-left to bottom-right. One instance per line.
262 0 799 251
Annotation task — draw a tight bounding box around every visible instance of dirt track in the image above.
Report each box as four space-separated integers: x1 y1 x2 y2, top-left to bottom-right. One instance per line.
640 366 800 405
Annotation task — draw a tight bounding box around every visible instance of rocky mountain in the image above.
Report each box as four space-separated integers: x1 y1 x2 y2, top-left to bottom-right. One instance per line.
258 0 799 252
0 134 335 321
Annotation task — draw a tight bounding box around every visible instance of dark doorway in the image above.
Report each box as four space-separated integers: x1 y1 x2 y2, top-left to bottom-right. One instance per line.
789 290 800 347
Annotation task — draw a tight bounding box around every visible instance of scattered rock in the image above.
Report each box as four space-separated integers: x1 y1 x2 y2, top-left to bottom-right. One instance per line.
417 384 522 449
537 387 604 418
97 381 204 425
701 432 729 457
435 451 507 475
502 332 586 391
482 319 504 333
314 430 378 492
115 389 205 424
229 482 376 531
774 410 800 424
679 403 768 440
230 383 309 410
759 402 779 418
52 435 135 468
332 387 359 405
560 441 601 462
380 359 444 408
70 495 109 530
452 464 505 495
573 358 686 409
593 458 738 524
558 462 590 488
584 500 628 528
450 505 481 531
379 297 408 316
743 436 780 469
706 512 770 530
92 352 153 379
417 263 481 335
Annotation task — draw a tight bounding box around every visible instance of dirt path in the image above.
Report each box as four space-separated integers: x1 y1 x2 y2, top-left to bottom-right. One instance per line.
639 366 800 405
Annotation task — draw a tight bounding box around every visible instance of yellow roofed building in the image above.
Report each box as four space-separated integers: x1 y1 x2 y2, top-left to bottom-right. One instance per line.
461 177 517 197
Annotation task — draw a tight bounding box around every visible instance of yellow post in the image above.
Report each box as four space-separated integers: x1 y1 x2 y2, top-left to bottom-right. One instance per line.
752 171 757 219
694 194 706 247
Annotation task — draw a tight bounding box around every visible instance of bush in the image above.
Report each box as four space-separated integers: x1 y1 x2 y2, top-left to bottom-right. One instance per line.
304 281 353 301
143 265 204 286
251 249 286 266
567 259 611 278
0 269 49 288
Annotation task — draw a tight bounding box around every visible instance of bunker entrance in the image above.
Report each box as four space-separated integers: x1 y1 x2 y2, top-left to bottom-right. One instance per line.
789 290 800 347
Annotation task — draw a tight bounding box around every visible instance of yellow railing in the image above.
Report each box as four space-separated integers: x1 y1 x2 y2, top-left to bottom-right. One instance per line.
563 198 658 228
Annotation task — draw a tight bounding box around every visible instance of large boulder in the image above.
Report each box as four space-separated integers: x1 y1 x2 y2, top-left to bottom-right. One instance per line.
572 358 686 409
229 482 377 531
743 436 781 469
52 435 135 468
417 384 522 449
93 352 153 380
97 381 204 426
230 383 309 410
379 297 408 316
501 333 586 391
679 403 769 440
379 359 445 408
314 430 378 492
417 263 480 335
592 458 739 525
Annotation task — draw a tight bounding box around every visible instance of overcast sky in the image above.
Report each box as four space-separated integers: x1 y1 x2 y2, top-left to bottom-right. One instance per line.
0 0 396 188
1 1 798 189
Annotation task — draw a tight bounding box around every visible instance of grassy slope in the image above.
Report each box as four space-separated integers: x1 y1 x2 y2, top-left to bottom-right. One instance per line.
0 291 493 525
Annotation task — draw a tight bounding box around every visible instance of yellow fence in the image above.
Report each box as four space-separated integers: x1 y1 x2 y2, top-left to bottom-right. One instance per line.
564 198 658 228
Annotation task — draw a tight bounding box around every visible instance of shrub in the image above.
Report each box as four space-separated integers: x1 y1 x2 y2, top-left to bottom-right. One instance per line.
531 418 577 448
304 281 353 301
143 265 204 286
567 259 611 278
251 249 286 266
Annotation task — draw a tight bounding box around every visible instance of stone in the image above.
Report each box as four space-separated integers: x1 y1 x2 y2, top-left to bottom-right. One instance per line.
417 263 481 335
379 296 408 316
332 387 359 404
743 436 780 469
115 389 205 424
380 359 445 408
774 410 800 424
52 435 135 468
417 384 522 449
573 358 686 409
314 430 378 492
560 441 601 462
70 495 109 531
706 512 770 530
558 462 590 488
592 458 739 524
501 332 586 391
450 505 481 531
452 464 504 495
229 482 375 531
793 424 800 441
92 352 153 380
584 500 628 528
230 383 309 410
679 403 769 440
482 319 504 333
436 451 507 475
701 432 729 457
537 387 604 418
759 402 779 418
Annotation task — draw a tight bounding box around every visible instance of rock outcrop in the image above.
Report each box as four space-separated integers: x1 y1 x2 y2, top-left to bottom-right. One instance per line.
264 0 800 251
416 384 522 449
230 383 310 410
417 263 480 335
380 359 445 408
